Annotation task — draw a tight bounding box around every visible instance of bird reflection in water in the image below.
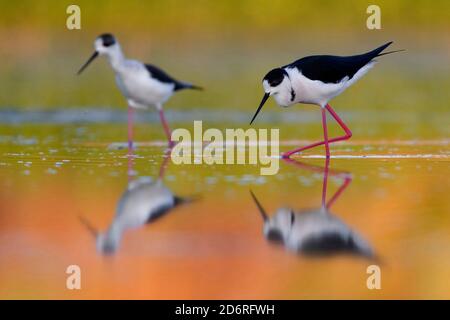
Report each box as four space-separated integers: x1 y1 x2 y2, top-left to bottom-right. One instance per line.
251 158 374 258
80 147 193 255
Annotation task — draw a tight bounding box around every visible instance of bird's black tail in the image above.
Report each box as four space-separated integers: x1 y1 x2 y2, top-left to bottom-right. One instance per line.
356 42 404 66
368 41 405 58
370 41 393 56
188 84 203 90
175 81 203 91
377 49 406 57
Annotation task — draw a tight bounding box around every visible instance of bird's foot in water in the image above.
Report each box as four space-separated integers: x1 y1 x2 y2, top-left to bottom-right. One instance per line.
282 152 332 159
107 141 137 151
168 140 176 148
281 151 298 159
128 142 136 149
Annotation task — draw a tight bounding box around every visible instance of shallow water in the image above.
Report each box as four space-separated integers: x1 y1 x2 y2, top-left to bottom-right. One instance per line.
0 111 449 299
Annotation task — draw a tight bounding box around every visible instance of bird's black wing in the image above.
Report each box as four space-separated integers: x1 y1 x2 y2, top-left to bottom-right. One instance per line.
145 64 199 91
145 64 178 85
286 42 393 84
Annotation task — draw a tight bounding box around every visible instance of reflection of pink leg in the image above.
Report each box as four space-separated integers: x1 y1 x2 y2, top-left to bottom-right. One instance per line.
128 106 134 150
159 109 173 147
127 147 135 183
326 174 351 210
282 104 352 158
283 156 352 210
320 157 352 210
158 146 173 179
322 157 330 207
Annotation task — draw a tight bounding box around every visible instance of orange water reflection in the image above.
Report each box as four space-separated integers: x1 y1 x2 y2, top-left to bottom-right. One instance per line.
0 146 449 299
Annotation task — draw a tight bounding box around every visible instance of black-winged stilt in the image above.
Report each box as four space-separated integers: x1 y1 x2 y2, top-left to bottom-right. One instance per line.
77 33 202 149
250 158 374 257
250 42 403 159
79 148 193 254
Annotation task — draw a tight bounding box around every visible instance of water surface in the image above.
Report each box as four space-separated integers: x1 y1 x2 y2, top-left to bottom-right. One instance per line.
0 111 449 299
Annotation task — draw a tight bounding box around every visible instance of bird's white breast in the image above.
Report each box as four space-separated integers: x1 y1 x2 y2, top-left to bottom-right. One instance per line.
285 68 341 107
115 60 175 109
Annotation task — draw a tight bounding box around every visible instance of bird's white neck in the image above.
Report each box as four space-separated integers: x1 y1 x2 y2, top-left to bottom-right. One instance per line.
272 76 295 107
105 44 126 72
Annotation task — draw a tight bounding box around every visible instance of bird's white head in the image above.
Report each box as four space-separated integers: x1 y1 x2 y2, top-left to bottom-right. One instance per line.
262 207 295 244
250 191 292 244
77 33 121 75
250 68 292 125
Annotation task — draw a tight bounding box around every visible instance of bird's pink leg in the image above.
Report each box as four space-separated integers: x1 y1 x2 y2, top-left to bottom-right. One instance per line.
159 109 174 147
322 107 330 159
325 104 352 139
282 104 352 158
127 106 134 150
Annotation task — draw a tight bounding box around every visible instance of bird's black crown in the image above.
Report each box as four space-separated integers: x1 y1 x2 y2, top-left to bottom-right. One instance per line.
98 33 116 47
263 68 287 87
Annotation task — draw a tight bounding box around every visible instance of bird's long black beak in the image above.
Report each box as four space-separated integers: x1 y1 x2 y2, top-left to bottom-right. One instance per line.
78 215 98 238
250 190 268 222
77 51 99 75
250 93 270 125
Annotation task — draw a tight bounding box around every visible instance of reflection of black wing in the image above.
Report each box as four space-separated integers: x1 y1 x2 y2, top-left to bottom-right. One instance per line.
145 196 187 224
145 64 193 91
300 232 371 257
286 42 392 84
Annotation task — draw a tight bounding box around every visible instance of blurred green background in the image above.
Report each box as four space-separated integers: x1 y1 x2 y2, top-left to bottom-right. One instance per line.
0 0 449 113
